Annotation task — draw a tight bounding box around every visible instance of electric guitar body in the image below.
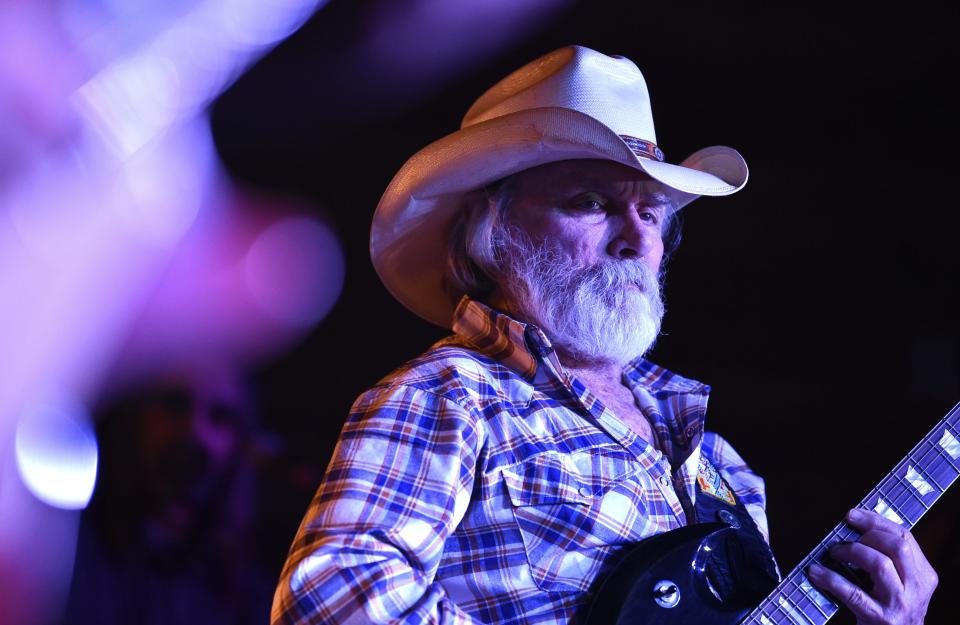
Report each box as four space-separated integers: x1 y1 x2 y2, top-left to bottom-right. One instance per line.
586 400 960 625
586 523 770 625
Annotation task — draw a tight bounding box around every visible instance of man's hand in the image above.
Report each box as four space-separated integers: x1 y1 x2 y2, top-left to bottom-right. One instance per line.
807 508 938 625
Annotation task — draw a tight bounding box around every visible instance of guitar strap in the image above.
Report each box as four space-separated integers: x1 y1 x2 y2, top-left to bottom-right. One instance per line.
693 454 752 526
693 455 781 600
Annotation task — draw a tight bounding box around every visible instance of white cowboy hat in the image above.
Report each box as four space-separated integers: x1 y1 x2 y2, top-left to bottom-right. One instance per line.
370 45 748 328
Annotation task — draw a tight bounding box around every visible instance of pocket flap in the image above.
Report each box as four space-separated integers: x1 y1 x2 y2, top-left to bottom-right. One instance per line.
501 451 621 507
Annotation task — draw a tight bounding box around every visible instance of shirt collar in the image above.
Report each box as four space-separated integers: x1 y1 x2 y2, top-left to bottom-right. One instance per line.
622 358 711 396
451 296 545 380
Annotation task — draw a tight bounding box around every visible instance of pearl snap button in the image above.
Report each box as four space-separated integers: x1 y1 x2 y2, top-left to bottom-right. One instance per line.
578 486 592 497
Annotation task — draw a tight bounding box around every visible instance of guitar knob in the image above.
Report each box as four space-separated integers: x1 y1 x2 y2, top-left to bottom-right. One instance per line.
652 580 681 608
718 509 741 529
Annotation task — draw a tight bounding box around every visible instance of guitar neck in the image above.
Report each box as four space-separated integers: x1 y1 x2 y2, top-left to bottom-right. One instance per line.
741 401 960 625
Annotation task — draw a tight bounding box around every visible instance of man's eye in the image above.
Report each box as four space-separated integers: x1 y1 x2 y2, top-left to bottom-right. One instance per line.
571 195 606 212
639 210 658 223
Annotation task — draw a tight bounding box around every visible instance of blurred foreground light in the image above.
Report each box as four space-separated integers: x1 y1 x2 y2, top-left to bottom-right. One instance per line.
222 0 325 47
244 216 344 329
115 118 217 246
14 395 98 510
75 53 182 158
73 0 326 159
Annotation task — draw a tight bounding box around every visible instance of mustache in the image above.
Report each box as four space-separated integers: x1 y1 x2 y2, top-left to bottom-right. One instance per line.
496 228 659 290
571 257 661 298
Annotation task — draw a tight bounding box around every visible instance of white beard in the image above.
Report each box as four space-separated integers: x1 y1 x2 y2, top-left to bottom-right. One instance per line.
496 228 665 367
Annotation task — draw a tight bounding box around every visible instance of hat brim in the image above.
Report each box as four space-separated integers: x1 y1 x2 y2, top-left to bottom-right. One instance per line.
371 107 748 327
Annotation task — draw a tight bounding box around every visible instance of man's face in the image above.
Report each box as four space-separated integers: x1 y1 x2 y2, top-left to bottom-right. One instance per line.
493 159 671 366
504 159 668 275
135 367 252 547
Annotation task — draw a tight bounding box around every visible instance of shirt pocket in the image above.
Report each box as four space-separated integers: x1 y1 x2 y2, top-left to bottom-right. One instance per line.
501 448 639 593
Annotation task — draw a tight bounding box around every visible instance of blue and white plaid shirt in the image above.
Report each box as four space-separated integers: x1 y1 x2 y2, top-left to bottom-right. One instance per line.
272 297 769 625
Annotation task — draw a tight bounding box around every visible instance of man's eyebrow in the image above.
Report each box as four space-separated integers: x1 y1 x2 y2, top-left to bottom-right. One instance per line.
645 192 673 206
561 176 675 209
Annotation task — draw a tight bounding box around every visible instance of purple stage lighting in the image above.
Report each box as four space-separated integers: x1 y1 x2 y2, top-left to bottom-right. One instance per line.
14 394 98 510
244 216 345 329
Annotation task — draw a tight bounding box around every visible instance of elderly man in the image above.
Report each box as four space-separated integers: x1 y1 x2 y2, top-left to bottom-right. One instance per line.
272 46 937 625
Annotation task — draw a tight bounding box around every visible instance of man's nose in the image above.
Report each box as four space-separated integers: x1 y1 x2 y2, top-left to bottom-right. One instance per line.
607 211 656 260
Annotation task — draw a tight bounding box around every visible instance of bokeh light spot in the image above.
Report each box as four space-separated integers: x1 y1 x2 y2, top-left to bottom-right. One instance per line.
14 394 99 510
244 216 345 329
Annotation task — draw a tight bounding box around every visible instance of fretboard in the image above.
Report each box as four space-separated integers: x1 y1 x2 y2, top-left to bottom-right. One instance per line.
740 400 960 625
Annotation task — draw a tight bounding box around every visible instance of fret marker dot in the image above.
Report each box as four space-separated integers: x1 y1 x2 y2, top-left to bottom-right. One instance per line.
905 465 934 496
938 429 960 460
873 497 904 525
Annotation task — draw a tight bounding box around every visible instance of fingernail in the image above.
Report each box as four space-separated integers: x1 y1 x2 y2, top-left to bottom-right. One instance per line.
847 508 864 522
807 563 825 578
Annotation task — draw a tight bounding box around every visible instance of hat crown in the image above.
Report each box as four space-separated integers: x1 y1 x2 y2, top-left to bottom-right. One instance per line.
462 45 657 144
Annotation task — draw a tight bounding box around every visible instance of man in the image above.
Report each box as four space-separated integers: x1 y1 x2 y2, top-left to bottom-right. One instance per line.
272 46 937 624
66 361 274 625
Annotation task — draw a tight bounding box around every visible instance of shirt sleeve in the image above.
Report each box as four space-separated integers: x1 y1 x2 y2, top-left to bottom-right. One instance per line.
271 383 484 625
701 431 771 544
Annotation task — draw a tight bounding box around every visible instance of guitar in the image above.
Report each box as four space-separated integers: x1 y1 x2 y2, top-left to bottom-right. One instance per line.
586 401 960 625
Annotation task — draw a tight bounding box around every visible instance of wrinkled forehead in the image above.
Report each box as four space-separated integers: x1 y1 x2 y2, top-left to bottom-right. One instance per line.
502 159 676 209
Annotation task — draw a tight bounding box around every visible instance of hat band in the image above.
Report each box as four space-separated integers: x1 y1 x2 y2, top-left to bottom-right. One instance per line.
619 135 665 162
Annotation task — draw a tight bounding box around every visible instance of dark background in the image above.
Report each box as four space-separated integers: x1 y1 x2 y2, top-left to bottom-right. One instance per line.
212 1 960 622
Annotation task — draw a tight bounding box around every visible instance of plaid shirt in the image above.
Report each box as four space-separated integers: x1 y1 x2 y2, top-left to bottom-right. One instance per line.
272 298 769 625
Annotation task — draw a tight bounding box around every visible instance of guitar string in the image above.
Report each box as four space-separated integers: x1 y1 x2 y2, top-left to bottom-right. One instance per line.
912 456 945 492
860 409 960 531
862 424 960 531
742 402 960 625
907 439 947 496
782 573 831 623
762 597 799 625
780 588 819 625
890 471 931 513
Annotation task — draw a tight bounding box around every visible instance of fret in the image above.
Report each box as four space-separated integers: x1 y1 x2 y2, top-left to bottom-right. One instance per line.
871 496 906 526
798 573 837 617
757 603 790 625
890 470 930 512
911 462 946 495
908 449 942 489
889 473 931 527
777 593 815 625
917 450 950 498
894 470 931 508
939 427 960 460
908 431 954 491
837 524 861 544
942 426 960 455
908 459 944 494
762 593 797 625
922 437 955 472
918 436 959 488
781 577 813 623
747 562 841 625
875 477 912 515
873 476 920 527
783 573 833 625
